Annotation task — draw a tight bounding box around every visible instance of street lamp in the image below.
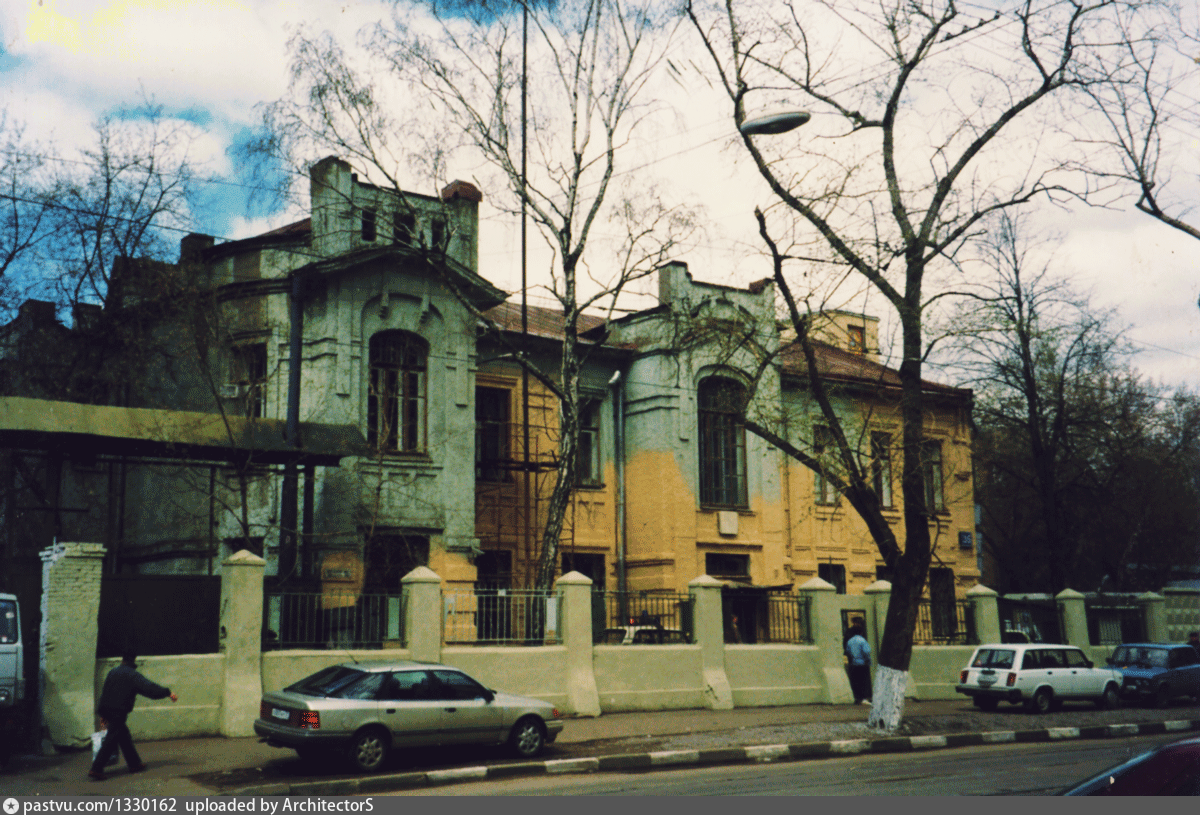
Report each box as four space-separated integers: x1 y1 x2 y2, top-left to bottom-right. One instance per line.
739 110 811 136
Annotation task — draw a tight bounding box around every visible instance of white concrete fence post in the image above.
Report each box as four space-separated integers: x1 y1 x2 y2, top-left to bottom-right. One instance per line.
219 549 265 737
39 542 106 749
966 584 1001 644
1137 592 1166 643
688 575 733 710
1056 588 1089 647
402 566 443 663
798 576 852 704
555 571 601 717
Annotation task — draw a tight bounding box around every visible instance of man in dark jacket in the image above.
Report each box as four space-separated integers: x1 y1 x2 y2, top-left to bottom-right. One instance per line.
88 652 177 780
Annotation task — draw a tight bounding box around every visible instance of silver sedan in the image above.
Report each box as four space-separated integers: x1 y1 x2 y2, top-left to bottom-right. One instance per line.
253 660 564 772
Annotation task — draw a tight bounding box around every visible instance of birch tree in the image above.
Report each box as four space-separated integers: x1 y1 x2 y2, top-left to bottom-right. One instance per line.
687 0 1162 729
257 0 693 590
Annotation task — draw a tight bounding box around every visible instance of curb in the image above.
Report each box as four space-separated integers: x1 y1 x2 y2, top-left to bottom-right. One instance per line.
224 718 1200 796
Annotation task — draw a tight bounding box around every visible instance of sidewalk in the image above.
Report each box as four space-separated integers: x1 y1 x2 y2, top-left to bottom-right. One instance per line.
3 699 1198 796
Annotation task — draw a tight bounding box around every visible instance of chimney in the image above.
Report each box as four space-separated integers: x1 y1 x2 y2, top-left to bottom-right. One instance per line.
180 233 214 264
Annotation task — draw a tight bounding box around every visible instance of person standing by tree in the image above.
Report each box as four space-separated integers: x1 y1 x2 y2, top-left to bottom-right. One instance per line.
88 652 177 781
845 618 873 705
1188 632 1200 660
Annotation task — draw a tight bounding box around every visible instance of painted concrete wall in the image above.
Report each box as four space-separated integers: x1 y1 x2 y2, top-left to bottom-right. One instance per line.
47 552 1165 746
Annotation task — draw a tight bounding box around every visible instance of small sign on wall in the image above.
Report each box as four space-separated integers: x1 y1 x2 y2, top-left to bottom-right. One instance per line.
958 531 973 550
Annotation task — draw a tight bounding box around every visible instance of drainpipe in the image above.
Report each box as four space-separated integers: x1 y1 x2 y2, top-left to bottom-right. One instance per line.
609 370 626 595
279 271 305 583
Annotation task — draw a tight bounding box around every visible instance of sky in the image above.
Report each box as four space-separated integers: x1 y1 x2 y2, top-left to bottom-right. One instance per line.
3 0 1198 390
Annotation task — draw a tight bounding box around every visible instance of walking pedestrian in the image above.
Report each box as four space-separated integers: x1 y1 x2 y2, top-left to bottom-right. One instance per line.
88 652 177 780
1188 631 1199 659
845 618 872 705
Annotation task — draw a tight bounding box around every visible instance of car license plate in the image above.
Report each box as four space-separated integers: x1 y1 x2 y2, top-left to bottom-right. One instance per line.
271 708 290 721
978 676 995 686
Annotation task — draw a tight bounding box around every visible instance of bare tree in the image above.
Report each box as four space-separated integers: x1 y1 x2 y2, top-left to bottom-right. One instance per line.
256 0 694 590
0 117 56 298
687 0 1161 729
1081 6 1200 241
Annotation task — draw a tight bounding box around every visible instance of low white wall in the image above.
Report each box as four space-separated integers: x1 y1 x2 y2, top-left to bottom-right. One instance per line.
724 644 826 706
906 646 975 699
260 649 412 694
442 646 571 711
592 644 708 711
95 654 224 740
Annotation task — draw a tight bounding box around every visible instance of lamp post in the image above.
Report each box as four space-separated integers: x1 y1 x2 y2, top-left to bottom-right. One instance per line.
739 110 811 136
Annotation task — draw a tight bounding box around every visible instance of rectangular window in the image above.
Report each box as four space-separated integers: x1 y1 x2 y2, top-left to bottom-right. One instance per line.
698 378 748 507
362 207 377 242
871 432 893 508
706 552 750 578
231 343 267 418
922 440 945 511
393 211 415 246
562 552 605 590
576 400 601 486
431 217 446 251
848 325 865 354
368 332 427 452
475 387 510 482
814 425 837 506
818 562 846 594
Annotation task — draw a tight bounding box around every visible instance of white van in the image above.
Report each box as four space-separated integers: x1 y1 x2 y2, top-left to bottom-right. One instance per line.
0 593 24 763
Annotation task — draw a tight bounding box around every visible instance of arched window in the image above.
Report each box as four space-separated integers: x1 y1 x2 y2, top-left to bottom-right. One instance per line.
698 377 747 507
368 331 427 452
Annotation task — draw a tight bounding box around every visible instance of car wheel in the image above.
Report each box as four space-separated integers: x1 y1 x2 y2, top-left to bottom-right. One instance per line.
1096 683 1120 710
1154 683 1171 709
1030 688 1052 714
508 716 546 759
348 727 390 773
973 697 999 712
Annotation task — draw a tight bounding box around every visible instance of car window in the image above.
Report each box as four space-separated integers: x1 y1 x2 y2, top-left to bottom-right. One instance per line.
1146 649 1169 669
1176 648 1198 667
380 671 433 701
431 670 489 700
285 666 366 697
1041 649 1065 667
1022 650 1041 669
1064 649 1089 668
599 629 627 644
971 648 1015 669
330 671 387 700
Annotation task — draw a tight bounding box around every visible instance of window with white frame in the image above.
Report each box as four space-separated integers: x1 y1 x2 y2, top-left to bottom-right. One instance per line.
576 399 602 486
871 431 893 508
922 440 945 511
814 425 838 505
367 331 427 452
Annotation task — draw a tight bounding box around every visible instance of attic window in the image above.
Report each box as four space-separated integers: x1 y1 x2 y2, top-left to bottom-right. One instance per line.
362 207 377 242
848 325 865 354
431 217 446 252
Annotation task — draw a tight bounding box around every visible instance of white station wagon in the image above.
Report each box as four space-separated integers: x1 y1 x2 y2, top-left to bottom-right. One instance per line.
955 643 1123 713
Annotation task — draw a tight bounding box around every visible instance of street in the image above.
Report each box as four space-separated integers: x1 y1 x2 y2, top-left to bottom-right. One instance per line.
391 732 1186 795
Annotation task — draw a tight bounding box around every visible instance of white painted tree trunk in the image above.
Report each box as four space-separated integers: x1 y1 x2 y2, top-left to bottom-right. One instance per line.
867 665 907 731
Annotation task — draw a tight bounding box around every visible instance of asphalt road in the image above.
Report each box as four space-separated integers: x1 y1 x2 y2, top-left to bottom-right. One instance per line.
391 732 1186 795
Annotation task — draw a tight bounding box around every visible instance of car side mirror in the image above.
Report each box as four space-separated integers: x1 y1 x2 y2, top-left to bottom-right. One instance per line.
1084 659 1093 668
482 689 495 703
1105 657 1113 665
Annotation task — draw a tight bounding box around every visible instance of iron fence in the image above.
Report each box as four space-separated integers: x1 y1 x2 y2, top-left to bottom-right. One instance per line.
761 592 812 644
1086 601 1145 645
263 591 406 650
594 591 694 643
443 589 562 645
913 599 974 645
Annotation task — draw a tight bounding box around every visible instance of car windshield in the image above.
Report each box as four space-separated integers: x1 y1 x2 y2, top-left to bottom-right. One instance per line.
0 600 17 644
1111 647 1169 669
285 666 368 697
971 648 1015 669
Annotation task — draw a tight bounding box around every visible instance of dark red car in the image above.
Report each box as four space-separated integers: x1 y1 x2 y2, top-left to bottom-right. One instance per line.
1061 736 1200 795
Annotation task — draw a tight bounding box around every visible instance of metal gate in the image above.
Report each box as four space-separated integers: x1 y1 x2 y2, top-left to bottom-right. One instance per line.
97 575 220 657
997 596 1063 644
